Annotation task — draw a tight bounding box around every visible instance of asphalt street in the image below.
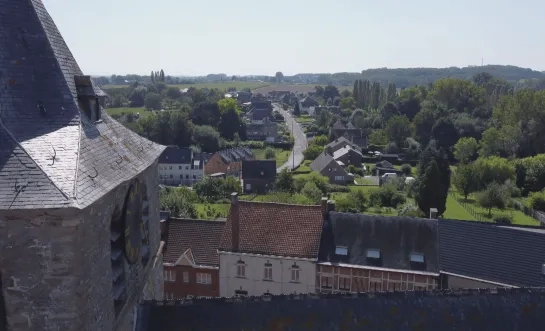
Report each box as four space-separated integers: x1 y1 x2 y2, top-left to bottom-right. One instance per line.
274 104 307 172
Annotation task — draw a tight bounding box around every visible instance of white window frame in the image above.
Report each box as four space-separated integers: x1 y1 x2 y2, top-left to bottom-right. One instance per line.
164 269 176 282
236 262 246 278
183 271 189 283
290 267 300 283
264 265 273 280
196 272 212 284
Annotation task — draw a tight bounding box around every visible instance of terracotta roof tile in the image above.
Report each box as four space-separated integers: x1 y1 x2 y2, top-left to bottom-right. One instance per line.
163 218 225 266
219 201 324 259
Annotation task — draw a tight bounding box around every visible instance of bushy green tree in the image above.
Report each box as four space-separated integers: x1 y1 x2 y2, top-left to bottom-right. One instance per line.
454 137 479 164
476 182 509 216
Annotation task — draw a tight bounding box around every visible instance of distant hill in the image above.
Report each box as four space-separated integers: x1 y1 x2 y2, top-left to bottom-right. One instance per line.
292 65 545 88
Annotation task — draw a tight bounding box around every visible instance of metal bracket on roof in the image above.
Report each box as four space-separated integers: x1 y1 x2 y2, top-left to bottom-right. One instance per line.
47 145 57 166
115 153 123 165
87 167 98 179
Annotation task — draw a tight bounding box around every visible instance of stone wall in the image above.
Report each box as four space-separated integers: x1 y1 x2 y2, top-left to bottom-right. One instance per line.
0 160 163 331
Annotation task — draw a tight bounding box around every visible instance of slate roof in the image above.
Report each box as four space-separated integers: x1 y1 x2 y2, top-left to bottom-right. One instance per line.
158 147 193 164
319 213 439 273
332 146 363 160
325 137 360 153
439 218 545 287
300 97 319 107
310 152 348 177
217 147 253 163
0 0 164 210
163 218 225 266
241 160 277 179
135 288 545 331
218 201 323 259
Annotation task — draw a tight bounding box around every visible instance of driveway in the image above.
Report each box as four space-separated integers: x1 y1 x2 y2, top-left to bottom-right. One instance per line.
274 104 307 172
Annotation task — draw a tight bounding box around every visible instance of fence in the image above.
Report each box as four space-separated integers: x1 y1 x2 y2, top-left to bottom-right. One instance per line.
450 192 484 222
511 199 545 226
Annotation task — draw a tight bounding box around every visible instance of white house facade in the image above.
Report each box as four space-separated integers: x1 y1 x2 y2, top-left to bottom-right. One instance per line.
158 146 204 186
217 194 327 298
219 252 316 297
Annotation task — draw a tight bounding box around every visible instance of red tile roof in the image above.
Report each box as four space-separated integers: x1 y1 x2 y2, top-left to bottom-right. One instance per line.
163 218 225 266
219 201 324 259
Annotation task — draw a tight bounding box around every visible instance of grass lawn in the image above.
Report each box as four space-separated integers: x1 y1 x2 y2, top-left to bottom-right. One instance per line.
103 81 270 91
195 203 230 220
252 148 290 167
450 191 540 226
105 107 154 119
443 195 476 221
294 160 312 172
294 115 314 124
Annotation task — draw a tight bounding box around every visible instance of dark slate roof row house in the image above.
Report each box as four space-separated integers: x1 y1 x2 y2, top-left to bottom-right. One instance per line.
310 152 352 184
319 213 439 275
241 160 277 193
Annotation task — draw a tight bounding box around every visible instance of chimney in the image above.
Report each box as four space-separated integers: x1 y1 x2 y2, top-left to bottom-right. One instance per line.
320 197 328 217
231 192 240 252
327 200 336 213
429 208 438 219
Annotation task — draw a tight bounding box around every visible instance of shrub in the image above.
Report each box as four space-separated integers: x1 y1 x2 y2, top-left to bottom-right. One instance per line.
369 184 406 208
400 164 412 176
493 215 512 225
527 191 545 212
325 184 350 193
264 147 276 159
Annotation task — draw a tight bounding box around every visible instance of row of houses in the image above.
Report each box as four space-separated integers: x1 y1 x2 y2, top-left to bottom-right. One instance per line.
161 195 545 299
158 146 277 192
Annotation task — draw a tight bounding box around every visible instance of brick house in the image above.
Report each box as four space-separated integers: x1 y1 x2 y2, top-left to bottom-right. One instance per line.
163 218 226 299
241 160 277 193
204 147 254 177
218 194 326 297
317 211 441 293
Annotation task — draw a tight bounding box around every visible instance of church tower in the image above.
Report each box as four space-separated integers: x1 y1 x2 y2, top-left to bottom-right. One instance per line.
0 1 165 330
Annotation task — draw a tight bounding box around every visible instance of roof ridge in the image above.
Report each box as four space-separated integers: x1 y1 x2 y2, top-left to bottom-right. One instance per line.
239 200 321 208
0 120 73 206
141 287 545 305
169 217 227 223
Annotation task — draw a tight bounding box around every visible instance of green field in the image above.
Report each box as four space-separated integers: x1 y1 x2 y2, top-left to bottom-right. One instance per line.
450 191 539 226
103 81 270 91
105 107 154 119
195 203 230 220
252 148 290 167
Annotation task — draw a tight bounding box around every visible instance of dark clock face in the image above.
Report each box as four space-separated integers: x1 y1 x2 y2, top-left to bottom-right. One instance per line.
123 180 143 264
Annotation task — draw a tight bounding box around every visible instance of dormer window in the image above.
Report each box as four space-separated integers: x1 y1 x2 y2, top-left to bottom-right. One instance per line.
335 246 348 256
366 249 382 267
410 252 426 271
74 75 101 121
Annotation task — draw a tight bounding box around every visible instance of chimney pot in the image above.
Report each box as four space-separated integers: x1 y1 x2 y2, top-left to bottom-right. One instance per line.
231 192 240 252
321 197 328 217
429 208 438 219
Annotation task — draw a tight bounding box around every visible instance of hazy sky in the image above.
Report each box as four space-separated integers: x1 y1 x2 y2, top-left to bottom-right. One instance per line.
43 0 544 76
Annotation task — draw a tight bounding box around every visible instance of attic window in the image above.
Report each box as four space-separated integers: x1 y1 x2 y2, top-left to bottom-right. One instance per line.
366 249 380 259
542 264 545 276
260 171 264 176
335 246 348 256
410 253 425 263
